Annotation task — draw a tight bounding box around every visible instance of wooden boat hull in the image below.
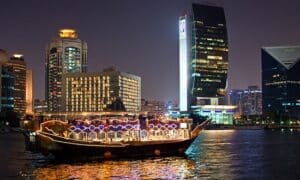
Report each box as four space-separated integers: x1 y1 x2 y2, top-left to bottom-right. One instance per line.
37 132 198 159
36 120 209 159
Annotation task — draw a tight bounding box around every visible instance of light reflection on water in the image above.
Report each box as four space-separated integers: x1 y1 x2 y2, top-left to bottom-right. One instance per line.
34 157 197 179
33 131 238 179
3 130 300 179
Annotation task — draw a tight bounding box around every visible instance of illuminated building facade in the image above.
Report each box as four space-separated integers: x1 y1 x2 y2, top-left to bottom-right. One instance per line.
191 105 235 125
63 72 102 112
262 46 300 120
191 4 228 105
179 4 228 111
26 70 33 114
1 66 14 111
62 67 141 112
3 54 27 117
45 29 88 112
0 49 10 110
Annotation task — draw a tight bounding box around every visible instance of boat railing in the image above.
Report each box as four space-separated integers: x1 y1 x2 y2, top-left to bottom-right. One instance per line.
39 118 193 143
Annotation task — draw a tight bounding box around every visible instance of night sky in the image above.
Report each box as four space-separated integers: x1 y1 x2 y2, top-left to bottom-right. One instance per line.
1 0 300 102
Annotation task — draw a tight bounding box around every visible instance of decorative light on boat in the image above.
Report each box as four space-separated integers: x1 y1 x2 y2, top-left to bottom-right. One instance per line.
148 123 178 130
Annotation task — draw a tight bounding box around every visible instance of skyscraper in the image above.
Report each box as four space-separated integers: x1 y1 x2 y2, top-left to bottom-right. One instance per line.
0 49 10 110
45 29 88 112
179 4 229 111
4 54 27 117
191 4 228 105
1 65 14 112
262 46 300 120
229 86 262 117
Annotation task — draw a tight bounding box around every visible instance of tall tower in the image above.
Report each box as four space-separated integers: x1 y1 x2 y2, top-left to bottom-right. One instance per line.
4 54 27 117
179 15 192 112
190 4 229 106
45 29 88 112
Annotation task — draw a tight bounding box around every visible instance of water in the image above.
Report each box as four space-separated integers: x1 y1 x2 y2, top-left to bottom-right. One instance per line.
1 130 300 179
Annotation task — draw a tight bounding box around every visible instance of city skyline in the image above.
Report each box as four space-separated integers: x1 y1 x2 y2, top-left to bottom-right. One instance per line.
1 0 300 102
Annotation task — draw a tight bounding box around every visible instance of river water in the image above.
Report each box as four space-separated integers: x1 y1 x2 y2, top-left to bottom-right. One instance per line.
1 130 300 179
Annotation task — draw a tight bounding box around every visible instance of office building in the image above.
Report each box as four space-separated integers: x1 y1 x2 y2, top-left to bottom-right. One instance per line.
262 46 300 120
0 49 10 110
243 86 262 116
228 89 244 116
179 4 229 111
229 86 262 117
191 4 228 105
1 66 14 111
45 29 88 112
62 67 141 112
3 54 27 117
26 70 33 114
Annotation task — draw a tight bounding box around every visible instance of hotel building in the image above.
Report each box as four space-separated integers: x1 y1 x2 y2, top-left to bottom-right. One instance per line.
45 29 88 112
62 67 141 112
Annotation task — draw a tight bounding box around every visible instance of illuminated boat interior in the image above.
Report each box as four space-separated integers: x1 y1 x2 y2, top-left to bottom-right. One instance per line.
39 117 194 143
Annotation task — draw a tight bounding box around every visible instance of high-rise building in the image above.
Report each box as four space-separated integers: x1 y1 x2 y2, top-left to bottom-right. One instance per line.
62 67 141 112
229 86 262 117
3 54 27 117
243 86 262 116
179 4 229 111
228 89 244 116
262 46 300 120
45 29 88 112
0 49 10 110
191 4 228 105
1 66 14 112
26 70 33 114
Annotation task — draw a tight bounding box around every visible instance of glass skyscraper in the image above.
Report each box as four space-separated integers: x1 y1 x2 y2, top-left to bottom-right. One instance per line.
1 66 14 112
3 54 27 117
262 46 300 121
45 29 88 112
191 4 228 105
179 4 228 111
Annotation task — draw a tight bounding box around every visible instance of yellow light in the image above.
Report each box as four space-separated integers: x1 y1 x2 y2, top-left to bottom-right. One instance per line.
59 29 78 39
13 54 23 58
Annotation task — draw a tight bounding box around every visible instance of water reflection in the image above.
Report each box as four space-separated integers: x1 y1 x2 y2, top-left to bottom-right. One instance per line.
34 157 197 179
4 130 300 179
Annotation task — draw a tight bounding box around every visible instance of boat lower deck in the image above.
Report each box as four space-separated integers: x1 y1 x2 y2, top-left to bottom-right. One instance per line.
37 131 196 159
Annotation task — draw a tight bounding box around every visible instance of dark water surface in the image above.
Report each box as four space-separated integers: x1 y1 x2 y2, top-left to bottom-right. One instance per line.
1 130 300 179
